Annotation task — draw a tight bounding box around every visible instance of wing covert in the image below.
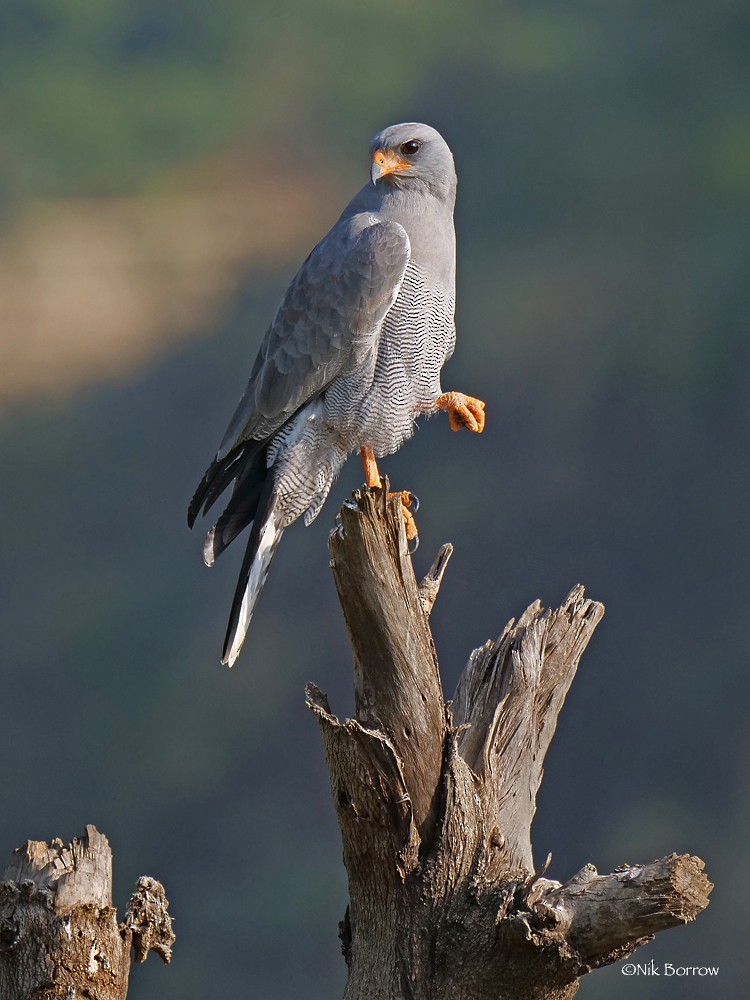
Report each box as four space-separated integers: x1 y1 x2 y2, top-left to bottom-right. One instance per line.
217 214 410 457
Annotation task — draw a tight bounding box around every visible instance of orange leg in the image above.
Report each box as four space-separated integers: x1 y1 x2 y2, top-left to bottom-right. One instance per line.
436 391 487 433
360 446 382 488
359 446 419 543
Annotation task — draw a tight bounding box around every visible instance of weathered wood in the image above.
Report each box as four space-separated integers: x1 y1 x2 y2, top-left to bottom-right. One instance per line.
310 487 713 1000
417 543 453 616
329 485 447 845
452 586 605 873
533 854 712 970
0 825 173 1000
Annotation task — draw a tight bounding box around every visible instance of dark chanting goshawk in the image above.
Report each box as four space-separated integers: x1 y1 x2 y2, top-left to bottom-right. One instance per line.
189 123 486 666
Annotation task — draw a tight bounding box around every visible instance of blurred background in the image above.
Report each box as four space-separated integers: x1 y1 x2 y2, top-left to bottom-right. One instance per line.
1 1 747 997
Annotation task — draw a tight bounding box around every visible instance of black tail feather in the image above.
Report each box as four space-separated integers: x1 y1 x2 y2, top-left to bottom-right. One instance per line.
203 448 268 565
187 440 263 528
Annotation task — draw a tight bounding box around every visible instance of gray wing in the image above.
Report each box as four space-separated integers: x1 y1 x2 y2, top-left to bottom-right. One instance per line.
217 213 410 458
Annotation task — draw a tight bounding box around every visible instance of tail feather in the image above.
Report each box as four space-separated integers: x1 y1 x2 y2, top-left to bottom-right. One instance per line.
188 440 263 528
190 435 281 665
220 484 283 667
203 448 268 566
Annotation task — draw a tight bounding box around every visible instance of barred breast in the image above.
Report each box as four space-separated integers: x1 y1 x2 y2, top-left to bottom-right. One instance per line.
325 260 456 458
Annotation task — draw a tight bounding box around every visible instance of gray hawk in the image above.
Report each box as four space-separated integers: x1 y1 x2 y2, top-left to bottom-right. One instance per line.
188 122 486 666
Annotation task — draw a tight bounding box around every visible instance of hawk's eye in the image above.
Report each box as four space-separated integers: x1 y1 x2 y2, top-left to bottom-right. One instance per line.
400 140 421 156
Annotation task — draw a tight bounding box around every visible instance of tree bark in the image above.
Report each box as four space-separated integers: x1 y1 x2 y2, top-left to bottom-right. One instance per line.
309 485 712 1000
0 825 174 1000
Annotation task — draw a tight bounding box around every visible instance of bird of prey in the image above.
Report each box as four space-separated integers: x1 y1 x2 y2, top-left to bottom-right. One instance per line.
189 122 486 666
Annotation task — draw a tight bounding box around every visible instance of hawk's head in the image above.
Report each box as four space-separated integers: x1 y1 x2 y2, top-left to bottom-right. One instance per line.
369 122 456 199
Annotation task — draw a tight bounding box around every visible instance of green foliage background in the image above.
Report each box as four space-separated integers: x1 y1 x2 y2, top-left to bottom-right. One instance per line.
2 1 749 996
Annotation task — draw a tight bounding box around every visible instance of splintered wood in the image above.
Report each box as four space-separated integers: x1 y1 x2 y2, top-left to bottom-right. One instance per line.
0 825 173 1000
310 485 712 1000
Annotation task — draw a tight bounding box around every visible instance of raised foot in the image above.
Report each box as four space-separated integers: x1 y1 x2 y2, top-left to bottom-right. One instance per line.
436 391 486 433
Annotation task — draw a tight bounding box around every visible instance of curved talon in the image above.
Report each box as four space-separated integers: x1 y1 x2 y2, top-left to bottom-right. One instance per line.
408 533 420 555
390 492 419 543
389 489 417 509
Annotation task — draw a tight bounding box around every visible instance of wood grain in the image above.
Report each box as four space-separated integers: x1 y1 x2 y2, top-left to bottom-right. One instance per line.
0 825 173 1000
310 487 712 1000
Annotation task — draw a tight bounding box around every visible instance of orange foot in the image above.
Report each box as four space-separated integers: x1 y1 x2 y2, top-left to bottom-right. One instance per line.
436 391 486 433
360 446 419 545
388 490 419 544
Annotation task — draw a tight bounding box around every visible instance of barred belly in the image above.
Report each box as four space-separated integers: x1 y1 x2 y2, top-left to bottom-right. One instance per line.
271 262 456 529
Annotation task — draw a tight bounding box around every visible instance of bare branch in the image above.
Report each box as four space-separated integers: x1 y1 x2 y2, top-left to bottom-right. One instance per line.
418 543 453 616
453 586 605 872
329 485 447 844
530 854 714 972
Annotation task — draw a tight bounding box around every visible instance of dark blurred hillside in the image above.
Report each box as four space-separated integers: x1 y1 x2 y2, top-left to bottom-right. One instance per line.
1 2 749 998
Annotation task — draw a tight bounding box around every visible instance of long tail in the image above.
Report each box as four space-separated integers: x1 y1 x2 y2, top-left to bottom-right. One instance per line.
220 482 284 667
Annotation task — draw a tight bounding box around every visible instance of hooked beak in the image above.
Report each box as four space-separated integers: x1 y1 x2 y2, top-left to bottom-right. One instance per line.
371 148 413 185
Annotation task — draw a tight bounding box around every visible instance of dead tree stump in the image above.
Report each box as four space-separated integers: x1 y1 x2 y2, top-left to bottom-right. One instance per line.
0 825 174 1000
307 485 712 1000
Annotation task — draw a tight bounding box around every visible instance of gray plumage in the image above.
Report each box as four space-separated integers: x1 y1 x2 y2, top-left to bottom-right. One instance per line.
189 122 458 666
